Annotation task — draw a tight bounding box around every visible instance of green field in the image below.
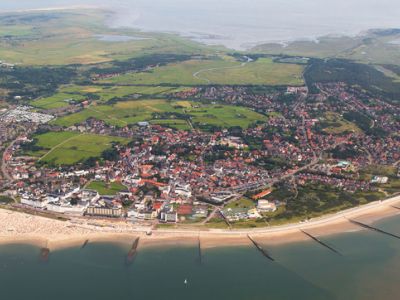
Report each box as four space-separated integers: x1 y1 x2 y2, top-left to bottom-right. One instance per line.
150 119 192 130
31 132 128 165
59 85 182 101
31 93 87 109
53 99 266 129
319 112 361 135
86 181 127 195
100 57 304 86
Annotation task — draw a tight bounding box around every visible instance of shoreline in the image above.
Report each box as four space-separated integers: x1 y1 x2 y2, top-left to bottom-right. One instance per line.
0 194 399 251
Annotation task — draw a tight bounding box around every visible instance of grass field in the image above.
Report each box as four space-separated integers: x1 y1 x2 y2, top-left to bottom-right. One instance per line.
99 57 304 86
86 181 127 195
31 93 86 109
225 197 256 209
30 132 128 165
30 85 190 109
150 119 191 130
59 85 182 101
319 112 361 135
53 99 266 129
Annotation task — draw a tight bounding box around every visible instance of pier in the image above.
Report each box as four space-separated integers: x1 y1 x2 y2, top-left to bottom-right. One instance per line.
247 234 274 261
348 219 400 240
125 237 140 265
300 230 342 255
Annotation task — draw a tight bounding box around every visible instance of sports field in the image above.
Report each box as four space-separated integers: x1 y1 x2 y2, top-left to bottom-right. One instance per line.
30 132 128 165
53 99 266 129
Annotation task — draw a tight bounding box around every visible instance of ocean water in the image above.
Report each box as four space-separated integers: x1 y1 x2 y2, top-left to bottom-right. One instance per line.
1 0 400 49
2 215 400 300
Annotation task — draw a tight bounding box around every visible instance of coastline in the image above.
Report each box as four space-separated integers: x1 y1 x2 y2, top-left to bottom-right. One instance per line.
0 194 399 251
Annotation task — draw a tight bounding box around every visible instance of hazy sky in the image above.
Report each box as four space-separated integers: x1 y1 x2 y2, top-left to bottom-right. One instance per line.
1 0 400 49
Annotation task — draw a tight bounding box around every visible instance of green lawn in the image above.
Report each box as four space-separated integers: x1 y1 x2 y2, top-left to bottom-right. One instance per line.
225 197 256 209
86 181 127 195
30 132 129 165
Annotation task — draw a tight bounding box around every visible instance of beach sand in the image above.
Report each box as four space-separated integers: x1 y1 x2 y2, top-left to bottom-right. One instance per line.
0 195 399 251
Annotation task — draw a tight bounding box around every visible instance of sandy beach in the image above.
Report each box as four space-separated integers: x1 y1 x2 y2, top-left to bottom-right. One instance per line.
0 194 399 251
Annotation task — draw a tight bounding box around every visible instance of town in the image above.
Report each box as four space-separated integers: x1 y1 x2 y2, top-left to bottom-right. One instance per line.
1 76 398 229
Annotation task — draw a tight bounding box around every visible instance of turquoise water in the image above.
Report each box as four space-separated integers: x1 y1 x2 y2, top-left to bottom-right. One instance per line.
2 216 400 300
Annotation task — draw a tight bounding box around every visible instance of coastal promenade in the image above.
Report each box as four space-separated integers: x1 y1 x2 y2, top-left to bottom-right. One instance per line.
0 194 399 250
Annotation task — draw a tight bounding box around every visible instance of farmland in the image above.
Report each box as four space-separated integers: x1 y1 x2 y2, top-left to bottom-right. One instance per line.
99 57 304 86
29 132 128 165
52 99 266 129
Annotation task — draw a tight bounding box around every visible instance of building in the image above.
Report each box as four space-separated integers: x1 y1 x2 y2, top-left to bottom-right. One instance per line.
86 206 123 218
257 200 277 212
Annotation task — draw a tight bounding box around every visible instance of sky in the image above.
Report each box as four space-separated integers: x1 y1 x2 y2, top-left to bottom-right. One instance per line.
1 0 400 49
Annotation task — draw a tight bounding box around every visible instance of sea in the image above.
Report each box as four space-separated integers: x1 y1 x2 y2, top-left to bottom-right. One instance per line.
2 214 400 300
1 0 400 49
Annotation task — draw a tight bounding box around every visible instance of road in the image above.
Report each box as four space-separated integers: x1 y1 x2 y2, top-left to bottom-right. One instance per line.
1 138 20 182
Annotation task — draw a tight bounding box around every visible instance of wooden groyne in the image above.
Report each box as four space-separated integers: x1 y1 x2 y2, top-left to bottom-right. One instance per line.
198 235 202 264
348 219 400 240
125 237 140 265
81 239 89 249
40 241 50 262
300 230 342 255
247 234 274 261
390 205 400 210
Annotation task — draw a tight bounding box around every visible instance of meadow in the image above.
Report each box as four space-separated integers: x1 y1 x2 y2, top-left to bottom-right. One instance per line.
319 112 361 135
53 99 266 129
30 132 128 165
31 93 86 109
0 10 212 65
99 57 304 86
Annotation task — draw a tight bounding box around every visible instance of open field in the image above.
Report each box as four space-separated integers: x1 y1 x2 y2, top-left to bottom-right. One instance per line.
99 57 304 86
59 85 182 101
86 181 127 195
150 119 191 131
53 99 266 129
319 112 361 135
29 132 128 165
30 85 191 109
31 93 86 109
